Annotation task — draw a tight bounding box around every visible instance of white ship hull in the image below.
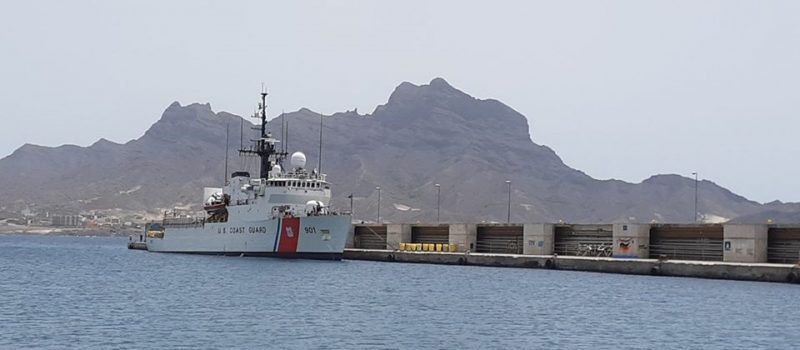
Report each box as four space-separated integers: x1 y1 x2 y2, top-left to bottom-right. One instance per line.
147 215 351 260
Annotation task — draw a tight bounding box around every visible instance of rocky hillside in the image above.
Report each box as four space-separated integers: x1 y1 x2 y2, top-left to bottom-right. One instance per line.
1 78 796 223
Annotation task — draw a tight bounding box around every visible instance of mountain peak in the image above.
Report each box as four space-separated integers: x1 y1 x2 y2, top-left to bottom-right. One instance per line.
385 77 470 108
429 77 454 90
89 138 121 149
159 102 216 122
186 102 213 112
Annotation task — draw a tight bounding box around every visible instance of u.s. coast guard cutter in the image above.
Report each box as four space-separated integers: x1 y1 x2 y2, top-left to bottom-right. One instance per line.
143 89 351 260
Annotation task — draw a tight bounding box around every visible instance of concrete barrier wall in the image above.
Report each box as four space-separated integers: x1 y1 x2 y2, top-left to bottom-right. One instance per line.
352 223 800 263
448 224 477 252
523 223 554 255
613 223 650 258
723 224 768 263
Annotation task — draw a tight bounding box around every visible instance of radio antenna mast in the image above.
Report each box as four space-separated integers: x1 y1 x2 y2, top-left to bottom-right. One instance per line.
238 84 286 179
224 122 230 184
281 110 286 154
318 113 323 173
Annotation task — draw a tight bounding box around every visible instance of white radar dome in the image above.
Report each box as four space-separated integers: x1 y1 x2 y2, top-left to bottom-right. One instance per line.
272 164 282 174
290 152 307 169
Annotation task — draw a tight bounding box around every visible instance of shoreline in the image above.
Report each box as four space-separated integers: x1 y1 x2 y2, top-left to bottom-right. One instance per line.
0 226 137 237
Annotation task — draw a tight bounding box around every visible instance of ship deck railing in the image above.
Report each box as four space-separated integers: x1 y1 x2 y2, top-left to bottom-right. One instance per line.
162 217 205 228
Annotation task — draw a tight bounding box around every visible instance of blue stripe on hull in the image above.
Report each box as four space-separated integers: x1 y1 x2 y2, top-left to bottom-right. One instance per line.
272 218 281 252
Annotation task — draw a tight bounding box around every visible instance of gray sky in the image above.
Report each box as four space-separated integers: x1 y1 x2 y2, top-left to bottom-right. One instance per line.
1 1 798 203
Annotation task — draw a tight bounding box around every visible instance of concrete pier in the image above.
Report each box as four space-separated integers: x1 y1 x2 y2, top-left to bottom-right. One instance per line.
348 222 800 284
343 249 800 284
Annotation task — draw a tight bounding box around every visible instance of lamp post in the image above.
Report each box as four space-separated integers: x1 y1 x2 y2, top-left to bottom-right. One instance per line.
435 183 441 224
348 193 354 218
692 172 698 223
376 186 381 223
505 180 512 224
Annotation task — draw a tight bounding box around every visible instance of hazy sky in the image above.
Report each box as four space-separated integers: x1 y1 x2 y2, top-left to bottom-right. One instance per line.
1 1 798 203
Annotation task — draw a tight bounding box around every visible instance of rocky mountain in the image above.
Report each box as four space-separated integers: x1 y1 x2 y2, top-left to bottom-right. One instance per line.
1 78 797 223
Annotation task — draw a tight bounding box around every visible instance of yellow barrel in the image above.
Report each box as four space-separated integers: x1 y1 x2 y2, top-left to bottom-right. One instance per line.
400 243 406 251
449 244 458 252
423 243 430 251
435 243 442 252
441 244 448 252
415 243 421 251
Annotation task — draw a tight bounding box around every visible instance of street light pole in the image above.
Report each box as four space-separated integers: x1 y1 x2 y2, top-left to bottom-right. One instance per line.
692 172 698 223
505 180 512 224
376 186 381 223
348 193 354 218
435 183 441 224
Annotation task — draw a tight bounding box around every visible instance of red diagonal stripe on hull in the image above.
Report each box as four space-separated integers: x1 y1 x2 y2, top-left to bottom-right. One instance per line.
278 217 300 253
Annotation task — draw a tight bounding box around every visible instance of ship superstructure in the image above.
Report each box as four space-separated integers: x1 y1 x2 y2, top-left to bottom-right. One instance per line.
143 88 350 259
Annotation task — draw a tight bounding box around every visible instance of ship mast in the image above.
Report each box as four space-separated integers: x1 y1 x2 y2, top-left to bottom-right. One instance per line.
239 87 287 179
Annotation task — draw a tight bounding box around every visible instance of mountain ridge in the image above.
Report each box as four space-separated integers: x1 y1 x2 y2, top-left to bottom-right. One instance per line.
1 78 796 223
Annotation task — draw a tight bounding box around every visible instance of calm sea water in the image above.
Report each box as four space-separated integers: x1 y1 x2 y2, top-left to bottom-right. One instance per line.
1 234 799 349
